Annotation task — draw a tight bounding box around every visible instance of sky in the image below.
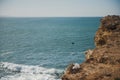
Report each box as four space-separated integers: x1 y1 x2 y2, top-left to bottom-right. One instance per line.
0 0 120 17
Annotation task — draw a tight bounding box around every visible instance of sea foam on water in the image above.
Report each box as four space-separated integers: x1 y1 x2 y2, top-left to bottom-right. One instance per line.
0 62 62 80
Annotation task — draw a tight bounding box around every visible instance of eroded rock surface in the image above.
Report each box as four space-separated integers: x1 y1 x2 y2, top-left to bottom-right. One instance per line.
61 15 120 80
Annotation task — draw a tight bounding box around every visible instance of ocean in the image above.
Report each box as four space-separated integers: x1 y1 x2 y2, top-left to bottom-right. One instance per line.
0 17 101 80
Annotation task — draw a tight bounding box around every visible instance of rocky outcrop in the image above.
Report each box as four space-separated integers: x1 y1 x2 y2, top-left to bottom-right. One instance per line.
61 15 120 80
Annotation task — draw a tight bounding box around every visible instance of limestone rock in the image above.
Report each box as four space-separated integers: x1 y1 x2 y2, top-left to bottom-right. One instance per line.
61 15 120 80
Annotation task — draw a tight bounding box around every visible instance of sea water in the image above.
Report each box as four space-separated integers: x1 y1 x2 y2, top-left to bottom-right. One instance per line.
0 17 101 80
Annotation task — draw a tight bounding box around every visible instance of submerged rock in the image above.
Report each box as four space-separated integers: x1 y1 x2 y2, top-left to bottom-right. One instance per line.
61 15 120 80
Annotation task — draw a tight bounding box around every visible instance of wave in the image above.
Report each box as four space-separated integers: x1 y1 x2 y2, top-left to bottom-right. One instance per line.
0 62 63 80
0 52 13 56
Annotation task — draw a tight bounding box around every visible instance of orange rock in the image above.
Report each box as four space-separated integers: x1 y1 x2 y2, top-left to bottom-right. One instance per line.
61 15 120 80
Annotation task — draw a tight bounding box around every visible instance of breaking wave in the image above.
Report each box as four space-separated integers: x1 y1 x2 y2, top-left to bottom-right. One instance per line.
0 62 63 80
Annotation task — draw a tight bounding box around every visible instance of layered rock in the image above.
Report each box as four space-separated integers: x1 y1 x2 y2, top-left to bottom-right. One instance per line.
61 15 120 80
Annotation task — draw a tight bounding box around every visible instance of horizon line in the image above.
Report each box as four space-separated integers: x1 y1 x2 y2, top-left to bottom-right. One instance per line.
1 15 119 18
0 14 119 18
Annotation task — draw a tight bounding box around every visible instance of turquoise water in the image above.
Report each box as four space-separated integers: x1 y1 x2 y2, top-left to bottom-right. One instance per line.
0 17 100 80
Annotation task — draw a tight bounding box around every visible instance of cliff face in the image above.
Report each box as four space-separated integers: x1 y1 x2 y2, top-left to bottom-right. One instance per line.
61 15 120 80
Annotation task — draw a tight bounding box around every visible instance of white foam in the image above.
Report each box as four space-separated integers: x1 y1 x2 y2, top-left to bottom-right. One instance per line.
0 62 62 80
0 73 60 80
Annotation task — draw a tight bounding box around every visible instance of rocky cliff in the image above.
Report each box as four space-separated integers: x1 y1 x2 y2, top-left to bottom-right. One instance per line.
61 15 120 80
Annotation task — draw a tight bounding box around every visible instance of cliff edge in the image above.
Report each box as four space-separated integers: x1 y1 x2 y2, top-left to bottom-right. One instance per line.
61 15 120 80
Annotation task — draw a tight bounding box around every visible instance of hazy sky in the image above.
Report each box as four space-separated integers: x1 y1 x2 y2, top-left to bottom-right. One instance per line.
0 0 120 17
